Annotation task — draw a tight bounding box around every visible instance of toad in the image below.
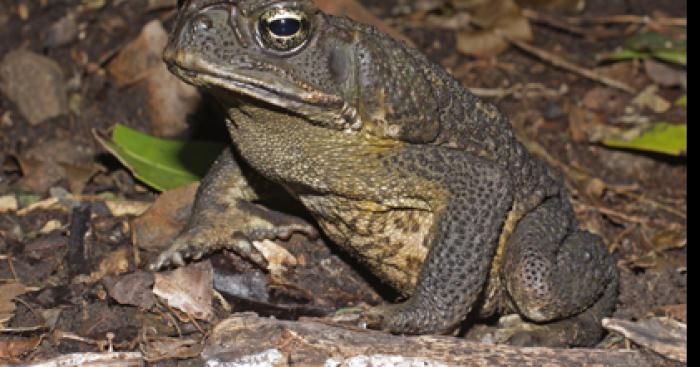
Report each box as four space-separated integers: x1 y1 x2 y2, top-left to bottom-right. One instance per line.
152 0 618 346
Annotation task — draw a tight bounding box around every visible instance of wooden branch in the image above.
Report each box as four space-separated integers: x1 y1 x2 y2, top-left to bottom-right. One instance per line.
201 313 652 367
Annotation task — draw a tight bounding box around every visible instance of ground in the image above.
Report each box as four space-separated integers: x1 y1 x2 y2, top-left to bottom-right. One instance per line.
0 0 686 364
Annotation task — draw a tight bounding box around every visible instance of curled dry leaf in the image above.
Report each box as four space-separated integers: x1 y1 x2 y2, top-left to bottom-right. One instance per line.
252 239 298 278
631 85 672 114
0 195 17 213
103 271 156 309
153 260 214 321
456 0 533 57
104 200 152 217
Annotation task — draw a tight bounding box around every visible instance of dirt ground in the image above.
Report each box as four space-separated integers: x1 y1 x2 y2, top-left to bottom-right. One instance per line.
0 0 686 365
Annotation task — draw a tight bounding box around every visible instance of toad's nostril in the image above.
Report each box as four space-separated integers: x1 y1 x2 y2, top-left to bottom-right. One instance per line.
191 14 213 32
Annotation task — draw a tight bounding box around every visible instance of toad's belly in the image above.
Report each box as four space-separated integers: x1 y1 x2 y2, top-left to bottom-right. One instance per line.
299 194 434 295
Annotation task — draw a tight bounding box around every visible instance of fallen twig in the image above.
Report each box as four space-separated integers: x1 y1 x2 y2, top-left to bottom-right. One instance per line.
501 33 637 94
569 15 686 27
470 82 567 99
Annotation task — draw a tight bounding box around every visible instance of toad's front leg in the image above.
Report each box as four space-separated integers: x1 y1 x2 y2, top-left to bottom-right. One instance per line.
367 146 513 334
149 147 317 271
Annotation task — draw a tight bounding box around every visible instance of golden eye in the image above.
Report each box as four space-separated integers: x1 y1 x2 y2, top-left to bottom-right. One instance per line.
259 9 310 52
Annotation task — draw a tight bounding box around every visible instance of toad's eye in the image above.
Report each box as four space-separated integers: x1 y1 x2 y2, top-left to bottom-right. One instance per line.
177 0 186 9
259 9 310 52
269 18 301 37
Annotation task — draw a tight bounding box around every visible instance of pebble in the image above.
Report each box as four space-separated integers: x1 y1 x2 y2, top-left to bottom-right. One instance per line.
0 50 68 125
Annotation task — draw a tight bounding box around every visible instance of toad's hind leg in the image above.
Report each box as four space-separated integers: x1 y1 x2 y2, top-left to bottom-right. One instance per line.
149 147 317 270
501 196 618 347
367 147 513 334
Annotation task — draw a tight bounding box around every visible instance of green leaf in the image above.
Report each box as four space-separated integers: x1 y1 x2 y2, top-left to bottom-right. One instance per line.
604 48 686 66
603 122 687 156
95 124 225 191
652 50 687 66
675 95 687 107
602 31 687 66
627 31 686 53
605 49 652 61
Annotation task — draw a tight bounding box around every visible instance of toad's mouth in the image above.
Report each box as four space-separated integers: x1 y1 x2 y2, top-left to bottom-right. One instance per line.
167 62 361 131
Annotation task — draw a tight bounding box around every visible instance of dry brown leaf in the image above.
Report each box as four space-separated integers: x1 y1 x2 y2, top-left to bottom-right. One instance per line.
0 337 41 359
103 271 156 309
454 0 532 57
39 219 63 234
651 304 687 324
581 87 627 114
631 85 672 114
650 229 687 252
16 139 97 195
0 195 17 213
644 59 687 89
567 104 605 143
107 20 169 86
153 261 214 321
595 62 649 91
73 247 131 284
252 239 298 278
132 183 198 253
105 200 152 217
0 283 31 325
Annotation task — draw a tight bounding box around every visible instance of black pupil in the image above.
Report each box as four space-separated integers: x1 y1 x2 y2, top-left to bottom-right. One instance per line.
268 18 301 37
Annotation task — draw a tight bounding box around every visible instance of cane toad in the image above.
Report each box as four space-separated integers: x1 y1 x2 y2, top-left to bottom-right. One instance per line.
153 0 618 346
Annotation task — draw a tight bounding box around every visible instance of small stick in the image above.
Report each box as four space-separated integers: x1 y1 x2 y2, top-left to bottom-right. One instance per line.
522 9 588 36
570 15 686 27
501 33 637 94
66 204 92 276
522 9 631 39
470 83 565 99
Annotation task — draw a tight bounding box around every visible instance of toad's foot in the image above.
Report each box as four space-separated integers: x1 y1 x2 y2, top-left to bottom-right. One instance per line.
466 314 598 347
149 200 318 271
360 301 458 335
